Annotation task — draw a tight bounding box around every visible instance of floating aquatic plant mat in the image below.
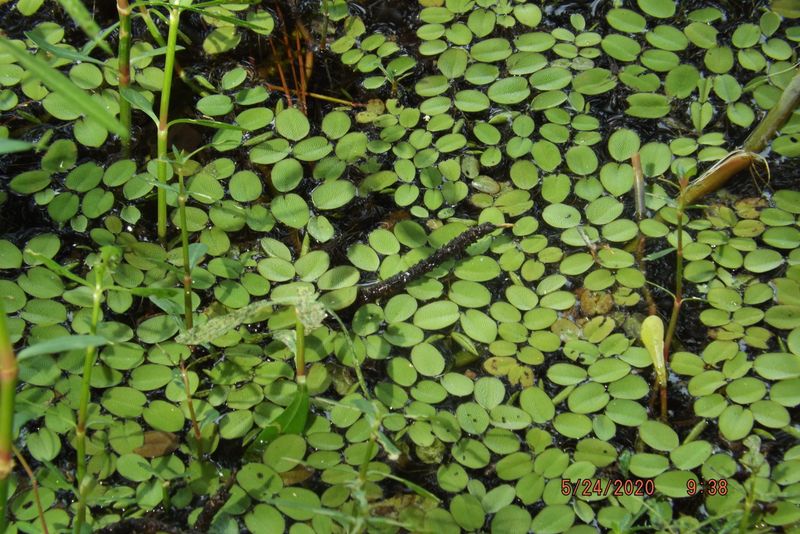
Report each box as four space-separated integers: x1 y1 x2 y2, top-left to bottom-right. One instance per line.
1 0 800 532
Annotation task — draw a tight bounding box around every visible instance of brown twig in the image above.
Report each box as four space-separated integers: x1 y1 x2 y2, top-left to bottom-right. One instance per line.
295 30 308 113
358 223 510 305
263 83 363 107
12 446 49 534
275 4 302 112
268 37 293 108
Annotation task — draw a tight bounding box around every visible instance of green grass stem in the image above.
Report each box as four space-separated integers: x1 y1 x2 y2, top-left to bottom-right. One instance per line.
177 173 193 330
295 310 306 381
56 0 113 55
156 0 184 241
0 300 17 534
73 249 117 534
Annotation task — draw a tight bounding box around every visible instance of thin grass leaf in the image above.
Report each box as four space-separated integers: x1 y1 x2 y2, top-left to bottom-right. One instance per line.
18 335 109 361
168 118 244 130
55 0 113 54
138 2 268 31
125 287 182 298
24 251 88 286
120 87 158 126
0 38 127 139
246 384 309 453
26 29 106 66
187 243 208 270
367 471 441 502
129 44 185 64
0 139 35 154
644 248 676 262
80 20 121 55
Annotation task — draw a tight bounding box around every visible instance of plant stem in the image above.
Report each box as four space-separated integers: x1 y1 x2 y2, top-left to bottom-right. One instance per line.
117 0 132 153
180 358 202 458
74 261 106 533
262 84 362 107
631 153 657 316
0 300 17 534
664 180 686 361
744 67 800 153
138 5 207 96
177 173 192 330
295 31 308 113
268 37 293 108
276 4 303 113
740 476 757 532
295 309 305 380
320 0 330 50
660 177 689 422
12 445 49 534
358 432 377 484
156 0 182 241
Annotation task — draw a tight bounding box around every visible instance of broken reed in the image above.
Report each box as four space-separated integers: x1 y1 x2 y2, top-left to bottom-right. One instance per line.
0 300 17 534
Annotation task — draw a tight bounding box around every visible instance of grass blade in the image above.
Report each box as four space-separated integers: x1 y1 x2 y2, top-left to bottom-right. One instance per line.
120 87 159 126
0 138 35 154
17 335 110 361
0 38 127 139
54 0 113 54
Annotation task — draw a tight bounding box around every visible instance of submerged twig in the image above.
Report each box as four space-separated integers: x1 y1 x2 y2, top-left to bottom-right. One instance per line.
357 223 509 305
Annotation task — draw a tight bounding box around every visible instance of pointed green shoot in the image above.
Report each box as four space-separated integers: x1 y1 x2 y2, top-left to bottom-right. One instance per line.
641 315 667 388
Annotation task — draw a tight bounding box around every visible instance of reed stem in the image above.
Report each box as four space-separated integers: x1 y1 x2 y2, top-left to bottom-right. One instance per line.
0 300 17 534
117 0 132 153
156 0 183 241
744 67 800 154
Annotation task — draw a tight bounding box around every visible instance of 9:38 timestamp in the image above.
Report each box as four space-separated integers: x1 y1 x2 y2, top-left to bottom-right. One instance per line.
686 478 728 495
